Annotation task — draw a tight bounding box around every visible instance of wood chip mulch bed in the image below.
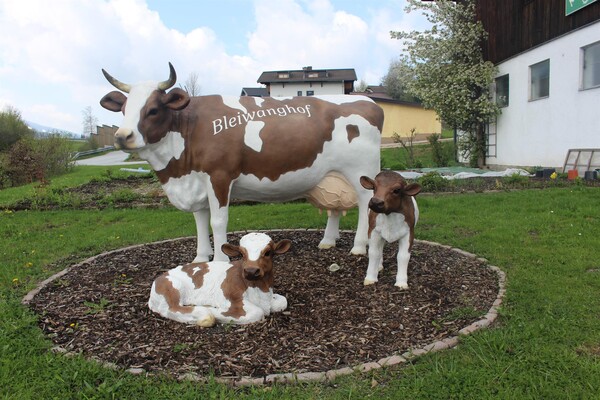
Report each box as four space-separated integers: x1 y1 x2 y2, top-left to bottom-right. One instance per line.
26 230 500 381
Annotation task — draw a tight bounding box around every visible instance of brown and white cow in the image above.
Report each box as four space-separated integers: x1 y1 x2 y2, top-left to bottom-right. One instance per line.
148 232 291 326
100 63 382 262
360 171 421 289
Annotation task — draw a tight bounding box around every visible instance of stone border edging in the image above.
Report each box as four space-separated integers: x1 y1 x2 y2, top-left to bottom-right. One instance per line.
22 230 506 386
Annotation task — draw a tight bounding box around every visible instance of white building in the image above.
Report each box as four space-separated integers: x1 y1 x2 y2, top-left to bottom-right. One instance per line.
477 0 600 172
256 66 357 97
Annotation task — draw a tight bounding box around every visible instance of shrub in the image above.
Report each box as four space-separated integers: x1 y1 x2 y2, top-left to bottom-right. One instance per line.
428 133 450 167
1 135 74 187
0 106 32 153
417 171 449 192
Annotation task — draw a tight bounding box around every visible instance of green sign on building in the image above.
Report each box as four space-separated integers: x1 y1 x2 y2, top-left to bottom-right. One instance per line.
566 0 598 16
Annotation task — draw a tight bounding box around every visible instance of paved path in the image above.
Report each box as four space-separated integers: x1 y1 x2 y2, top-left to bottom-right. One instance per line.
75 151 148 166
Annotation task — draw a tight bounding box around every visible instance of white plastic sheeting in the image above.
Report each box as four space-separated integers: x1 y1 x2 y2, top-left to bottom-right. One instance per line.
398 168 532 180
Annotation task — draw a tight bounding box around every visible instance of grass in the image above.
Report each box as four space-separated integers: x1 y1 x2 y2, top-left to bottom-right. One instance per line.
2 166 600 398
381 141 458 170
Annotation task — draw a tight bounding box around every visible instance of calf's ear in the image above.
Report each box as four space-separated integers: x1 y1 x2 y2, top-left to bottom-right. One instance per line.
100 91 127 112
404 183 422 196
273 239 292 255
163 88 190 110
360 176 375 190
221 243 242 258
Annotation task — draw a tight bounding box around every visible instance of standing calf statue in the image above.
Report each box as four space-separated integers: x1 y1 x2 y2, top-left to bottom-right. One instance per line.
148 232 291 326
100 63 382 262
360 171 421 289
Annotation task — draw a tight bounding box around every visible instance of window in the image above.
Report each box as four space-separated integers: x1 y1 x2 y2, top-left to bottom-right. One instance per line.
307 90 314 96
530 59 549 100
278 73 289 79
307 72 319 78
297 91 303 96
582 41 600 90
495 74 509 107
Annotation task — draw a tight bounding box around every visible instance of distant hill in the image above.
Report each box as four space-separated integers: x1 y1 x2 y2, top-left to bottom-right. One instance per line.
25 120 80 138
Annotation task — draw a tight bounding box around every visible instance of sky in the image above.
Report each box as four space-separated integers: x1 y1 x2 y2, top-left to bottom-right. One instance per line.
0 0 429 135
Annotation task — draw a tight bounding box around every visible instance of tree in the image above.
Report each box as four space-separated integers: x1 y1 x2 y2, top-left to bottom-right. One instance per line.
0 106 32 153
81 106 98 137
354 79 368 93
381 58 420 103
391 0 499 167
180 71 201 96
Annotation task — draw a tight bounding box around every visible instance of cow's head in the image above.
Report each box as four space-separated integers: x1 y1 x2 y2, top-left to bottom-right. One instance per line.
222 233 291 281
360 170 421 215
99 63 191 150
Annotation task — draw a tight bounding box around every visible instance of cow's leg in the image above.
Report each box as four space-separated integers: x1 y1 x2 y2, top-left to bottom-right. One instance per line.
193 209 213 262
364 232 385 285
395 235 411 289
148 280 216 326
351 187 372 255
318 211 341 249
209 204 229 262
270 293 288 313
213 302 265 325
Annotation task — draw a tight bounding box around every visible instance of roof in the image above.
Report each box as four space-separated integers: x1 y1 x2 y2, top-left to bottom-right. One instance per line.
353 85 423 107
240 87 269 97
258 66 357 84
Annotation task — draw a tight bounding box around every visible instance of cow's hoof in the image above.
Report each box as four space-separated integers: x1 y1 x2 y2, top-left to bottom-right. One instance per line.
318 241 335 249
394 282 409 290
350 246 367 256
196 314 216 327
363 278 377 286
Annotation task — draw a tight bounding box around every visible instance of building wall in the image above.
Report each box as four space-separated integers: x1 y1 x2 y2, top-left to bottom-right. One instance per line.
94 125 118 147
489 21 600 169
376 101 441 139
269 81 344 97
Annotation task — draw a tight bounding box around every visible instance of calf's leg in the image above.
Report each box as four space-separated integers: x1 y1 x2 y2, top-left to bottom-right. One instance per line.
395 235 411 289
270 293 288 313
364 232 385 285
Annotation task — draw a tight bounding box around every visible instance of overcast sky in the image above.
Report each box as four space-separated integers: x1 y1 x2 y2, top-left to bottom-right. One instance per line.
0 0 429 134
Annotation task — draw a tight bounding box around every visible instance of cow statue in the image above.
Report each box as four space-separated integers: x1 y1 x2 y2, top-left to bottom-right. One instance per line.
148 232 291 326
360 171 421 289
100 63 382 262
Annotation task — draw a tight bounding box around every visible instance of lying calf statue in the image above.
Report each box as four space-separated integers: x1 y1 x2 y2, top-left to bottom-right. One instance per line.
148 232 291 326
360 171 421 289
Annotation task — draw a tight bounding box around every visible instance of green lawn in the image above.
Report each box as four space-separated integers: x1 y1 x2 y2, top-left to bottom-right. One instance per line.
1 168 600 398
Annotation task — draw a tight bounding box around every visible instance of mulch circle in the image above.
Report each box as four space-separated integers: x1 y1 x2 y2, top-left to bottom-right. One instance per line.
25 230 503 384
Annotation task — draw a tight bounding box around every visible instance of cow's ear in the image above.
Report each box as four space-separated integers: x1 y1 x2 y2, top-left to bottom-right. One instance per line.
163 88 190 110
273 239 292 255
100 91 126 112
404 183 422 196
221 243 242 258
360 176 375 190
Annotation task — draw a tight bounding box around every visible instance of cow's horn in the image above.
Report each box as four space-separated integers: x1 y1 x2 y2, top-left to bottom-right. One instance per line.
157 62 177 90
101 68 131 93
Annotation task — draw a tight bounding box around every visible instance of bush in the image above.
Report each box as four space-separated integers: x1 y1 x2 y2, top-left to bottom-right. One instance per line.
1 135 74 187
428 133 450 167
417 171 449 192
0 106 32 153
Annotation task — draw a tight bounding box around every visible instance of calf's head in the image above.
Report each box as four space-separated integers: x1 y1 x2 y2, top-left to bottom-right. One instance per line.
360 171 421 215
221 233 291 281
99 62 191 150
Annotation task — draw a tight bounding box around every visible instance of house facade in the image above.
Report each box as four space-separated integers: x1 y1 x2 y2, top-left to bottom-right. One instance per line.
476 0 600 170
248 68 441 141
359 86 441 141
257 66 356 97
